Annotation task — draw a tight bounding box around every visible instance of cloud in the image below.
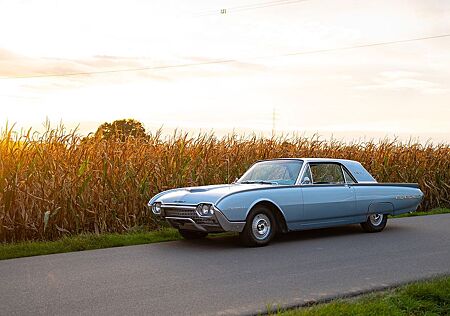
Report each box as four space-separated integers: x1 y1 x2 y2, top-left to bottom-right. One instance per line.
0 48 268 90
354 70 448 94
379 70 420 79
0 48 22 60
179 55 267 72
0 48 172 83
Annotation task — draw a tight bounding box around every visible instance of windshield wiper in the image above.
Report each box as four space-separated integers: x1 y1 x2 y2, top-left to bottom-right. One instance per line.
240 180 278 185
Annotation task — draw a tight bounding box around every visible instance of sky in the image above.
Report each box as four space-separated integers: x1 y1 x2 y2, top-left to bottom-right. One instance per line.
0 0 449 142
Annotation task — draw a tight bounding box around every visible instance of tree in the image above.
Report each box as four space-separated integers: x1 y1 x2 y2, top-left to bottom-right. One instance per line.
94 119 148 141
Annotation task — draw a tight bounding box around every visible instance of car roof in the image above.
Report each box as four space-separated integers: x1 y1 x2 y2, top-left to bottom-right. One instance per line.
258 158 377 183
259 157 357 163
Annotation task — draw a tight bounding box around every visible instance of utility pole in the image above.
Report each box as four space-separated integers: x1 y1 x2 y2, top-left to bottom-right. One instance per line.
272 107 277 138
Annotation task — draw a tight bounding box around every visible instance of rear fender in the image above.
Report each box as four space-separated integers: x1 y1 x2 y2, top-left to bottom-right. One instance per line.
368 202 394 216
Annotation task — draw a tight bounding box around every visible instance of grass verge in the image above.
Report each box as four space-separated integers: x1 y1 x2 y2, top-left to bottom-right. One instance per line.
273 276 450 316
1 208 449 261
0 228 181 260
393 207 450 218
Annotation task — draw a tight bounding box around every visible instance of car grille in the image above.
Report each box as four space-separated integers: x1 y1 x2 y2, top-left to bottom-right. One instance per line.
164 207 217 226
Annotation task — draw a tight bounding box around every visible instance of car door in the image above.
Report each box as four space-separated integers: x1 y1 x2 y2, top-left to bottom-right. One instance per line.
300 162 356 228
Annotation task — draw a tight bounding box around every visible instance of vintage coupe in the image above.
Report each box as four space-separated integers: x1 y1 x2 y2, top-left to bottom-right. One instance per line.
148 158 423 246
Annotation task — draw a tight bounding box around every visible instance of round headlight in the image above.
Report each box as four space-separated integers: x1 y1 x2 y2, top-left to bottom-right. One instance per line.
152 202 162 215
196 203 214 216
202 204 210 215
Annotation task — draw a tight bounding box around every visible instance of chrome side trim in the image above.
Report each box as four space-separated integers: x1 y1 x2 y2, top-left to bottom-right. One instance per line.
395 195 423 200
165 217 208 232
214 208 245 232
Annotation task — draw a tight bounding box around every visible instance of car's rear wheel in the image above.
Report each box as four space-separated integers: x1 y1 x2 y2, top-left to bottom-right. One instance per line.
360 213 387 232
178 229 208 239
239 206 276 247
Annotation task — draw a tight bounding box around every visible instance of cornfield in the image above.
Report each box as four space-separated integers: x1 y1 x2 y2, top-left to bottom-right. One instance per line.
1 125 449 242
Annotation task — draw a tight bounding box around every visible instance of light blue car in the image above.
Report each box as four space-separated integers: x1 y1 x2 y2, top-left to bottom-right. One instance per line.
148 158 424 246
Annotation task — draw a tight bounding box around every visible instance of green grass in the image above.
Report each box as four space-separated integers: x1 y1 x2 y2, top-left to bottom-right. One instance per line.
273 276 450 316
1 208 448 261
393 207 450 218
0 228 182 260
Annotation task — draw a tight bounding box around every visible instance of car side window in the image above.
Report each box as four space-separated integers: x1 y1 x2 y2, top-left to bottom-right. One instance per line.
342 167 356 184
301 164 312 184
309 163 345 184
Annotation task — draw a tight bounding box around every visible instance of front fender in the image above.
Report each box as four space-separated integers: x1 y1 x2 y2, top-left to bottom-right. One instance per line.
244 198 286 219
148 188 186 206
216 188 295 222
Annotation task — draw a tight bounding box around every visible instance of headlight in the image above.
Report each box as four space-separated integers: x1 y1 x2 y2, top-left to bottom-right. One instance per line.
152 202 162 215
196 203 214 217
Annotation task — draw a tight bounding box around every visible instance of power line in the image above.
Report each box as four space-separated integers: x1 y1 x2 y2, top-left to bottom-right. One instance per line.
203 0 300 12
195 0 308 16
0 59 236 79
282 33 450 57
1 33 449 80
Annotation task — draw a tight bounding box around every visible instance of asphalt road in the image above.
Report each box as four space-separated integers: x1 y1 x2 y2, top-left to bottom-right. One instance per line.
1 214 450 316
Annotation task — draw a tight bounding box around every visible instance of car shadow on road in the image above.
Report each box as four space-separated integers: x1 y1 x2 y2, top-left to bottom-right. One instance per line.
273 224 363 244
177 223 411 249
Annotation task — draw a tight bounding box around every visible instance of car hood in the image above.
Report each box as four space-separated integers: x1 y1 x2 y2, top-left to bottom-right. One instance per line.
155 183 269 205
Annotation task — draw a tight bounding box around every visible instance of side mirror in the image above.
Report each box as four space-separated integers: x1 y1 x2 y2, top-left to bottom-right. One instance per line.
302 177 311 185
232 177 239 184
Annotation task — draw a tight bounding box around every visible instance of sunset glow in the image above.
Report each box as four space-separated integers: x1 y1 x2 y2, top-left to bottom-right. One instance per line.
1 0 449 141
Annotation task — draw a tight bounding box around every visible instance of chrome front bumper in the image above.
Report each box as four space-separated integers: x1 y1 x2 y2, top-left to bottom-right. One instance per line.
159 204 245 233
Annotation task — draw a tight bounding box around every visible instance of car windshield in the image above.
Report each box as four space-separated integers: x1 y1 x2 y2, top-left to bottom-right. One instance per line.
238 160 303 185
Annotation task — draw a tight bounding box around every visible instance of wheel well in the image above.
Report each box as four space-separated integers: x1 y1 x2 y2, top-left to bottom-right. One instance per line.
368 202 394 215
251 201 288 233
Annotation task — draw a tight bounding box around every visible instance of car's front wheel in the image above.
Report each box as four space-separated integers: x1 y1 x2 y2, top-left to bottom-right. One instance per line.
360 213 387 232
178 229 208 239
239 206 276 247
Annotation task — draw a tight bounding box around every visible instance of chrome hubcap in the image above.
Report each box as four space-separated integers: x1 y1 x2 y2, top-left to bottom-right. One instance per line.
252 214 271 240
369 213 383 226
